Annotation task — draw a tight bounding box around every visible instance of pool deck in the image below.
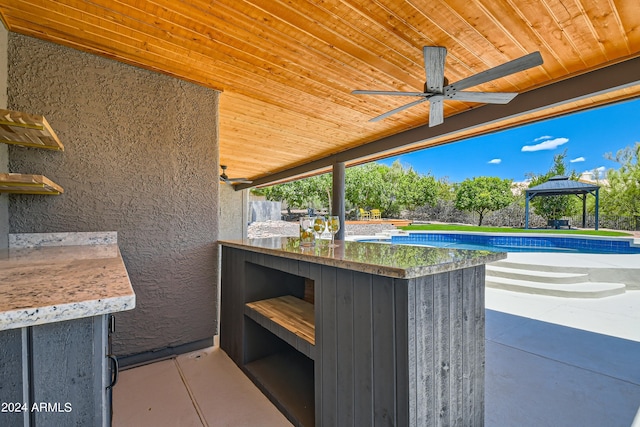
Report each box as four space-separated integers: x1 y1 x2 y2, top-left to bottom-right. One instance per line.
484 292 640 427
497 252 640 293
507 251 640 268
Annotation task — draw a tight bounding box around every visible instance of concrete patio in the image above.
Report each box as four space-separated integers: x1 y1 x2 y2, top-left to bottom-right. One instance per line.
114 287 640 426
485 289 640 427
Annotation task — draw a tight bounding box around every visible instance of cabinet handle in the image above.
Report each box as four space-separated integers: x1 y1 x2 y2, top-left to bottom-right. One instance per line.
106 354 119 390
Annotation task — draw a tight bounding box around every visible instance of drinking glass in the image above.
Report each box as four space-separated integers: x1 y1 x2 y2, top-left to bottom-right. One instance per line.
328 215 340 247
299 216 315 246
313 216 326 240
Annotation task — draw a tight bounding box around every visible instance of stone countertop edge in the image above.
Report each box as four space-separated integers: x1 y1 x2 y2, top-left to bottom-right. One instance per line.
0 232 136 332
9 231 118 248
219 238 507 279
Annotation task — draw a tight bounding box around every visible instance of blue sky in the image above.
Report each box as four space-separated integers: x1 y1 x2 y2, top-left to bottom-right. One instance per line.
378 97 640 183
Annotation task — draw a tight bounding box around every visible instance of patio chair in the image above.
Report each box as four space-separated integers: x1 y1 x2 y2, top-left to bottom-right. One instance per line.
359 208 371 220
370 209 381 220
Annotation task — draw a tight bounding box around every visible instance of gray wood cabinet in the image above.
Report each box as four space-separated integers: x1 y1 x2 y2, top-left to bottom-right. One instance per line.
0 314 114 427
220 244 487 427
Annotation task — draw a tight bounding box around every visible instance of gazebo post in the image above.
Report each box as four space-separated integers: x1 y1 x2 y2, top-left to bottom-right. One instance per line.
595 188 599 230
525 192 530 229
582 194 587 228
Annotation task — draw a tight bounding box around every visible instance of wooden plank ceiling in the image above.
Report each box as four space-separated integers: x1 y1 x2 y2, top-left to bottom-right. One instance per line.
1 0 639 185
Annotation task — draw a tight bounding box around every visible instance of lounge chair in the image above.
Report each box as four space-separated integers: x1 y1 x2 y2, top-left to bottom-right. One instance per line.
359 208 371 220
370 209 381 220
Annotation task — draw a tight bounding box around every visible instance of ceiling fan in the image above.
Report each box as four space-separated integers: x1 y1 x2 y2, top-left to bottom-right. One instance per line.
219 165 252 185
353 46 543 127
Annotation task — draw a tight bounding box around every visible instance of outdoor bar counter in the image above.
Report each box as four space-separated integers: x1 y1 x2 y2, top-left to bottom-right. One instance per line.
0 232 135 427
0 232 135 331
220 237 506 427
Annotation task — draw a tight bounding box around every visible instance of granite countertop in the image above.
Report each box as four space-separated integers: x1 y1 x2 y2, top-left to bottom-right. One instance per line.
220 237 506 279
0 232 136 331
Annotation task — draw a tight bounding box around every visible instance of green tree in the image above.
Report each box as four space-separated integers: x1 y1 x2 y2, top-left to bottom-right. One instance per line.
345 162 385 214
260 173 331 212
454 176 514 226
601 142 640 227
527 150 580 221
395 165 439 214
345 161 439 217
434 177 455 202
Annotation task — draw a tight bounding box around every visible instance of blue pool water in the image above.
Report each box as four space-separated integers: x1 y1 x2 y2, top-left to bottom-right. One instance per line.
363 232 640 254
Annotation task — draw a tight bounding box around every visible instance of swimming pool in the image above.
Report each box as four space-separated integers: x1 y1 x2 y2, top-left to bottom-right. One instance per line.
361 232 640 254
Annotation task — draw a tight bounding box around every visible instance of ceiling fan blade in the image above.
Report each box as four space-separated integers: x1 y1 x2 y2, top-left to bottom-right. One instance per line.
424 46 447 93
429 98 444 127
352 90 426 97
228 178 253 184
369 97 430 122
450 91 518 104
451 51 543 91
219 164 252 185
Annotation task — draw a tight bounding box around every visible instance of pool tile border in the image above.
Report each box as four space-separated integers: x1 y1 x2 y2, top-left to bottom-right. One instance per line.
388 231 640 254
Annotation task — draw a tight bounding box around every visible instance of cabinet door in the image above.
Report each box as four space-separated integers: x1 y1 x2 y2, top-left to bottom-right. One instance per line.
31 315 109 426
0 328 28 427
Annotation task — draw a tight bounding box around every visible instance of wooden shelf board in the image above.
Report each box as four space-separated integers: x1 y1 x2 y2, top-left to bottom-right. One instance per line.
0 173 64 195
246 296 315 346
0 109 64 151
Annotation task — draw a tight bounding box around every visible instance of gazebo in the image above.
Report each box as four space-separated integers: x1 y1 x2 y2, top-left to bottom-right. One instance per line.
525 175 600 230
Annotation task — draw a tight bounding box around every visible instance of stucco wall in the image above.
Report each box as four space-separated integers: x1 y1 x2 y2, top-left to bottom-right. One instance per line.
7 33 220 358
218 184 248 241
0 23 8 249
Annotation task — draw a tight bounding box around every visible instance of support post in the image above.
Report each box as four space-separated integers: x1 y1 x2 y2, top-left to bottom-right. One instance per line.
594 189 599 230
332 162 346 240
524 192 530 229
582 194 587 228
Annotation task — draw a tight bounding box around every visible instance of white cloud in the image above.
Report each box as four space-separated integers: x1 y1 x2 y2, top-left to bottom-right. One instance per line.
488 158 501 164
570 157 585 163
534 135 553 141
521 137 569 152
581 166 607 180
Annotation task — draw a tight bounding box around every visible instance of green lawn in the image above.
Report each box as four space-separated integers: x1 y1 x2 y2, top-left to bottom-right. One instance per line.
400 223 632 237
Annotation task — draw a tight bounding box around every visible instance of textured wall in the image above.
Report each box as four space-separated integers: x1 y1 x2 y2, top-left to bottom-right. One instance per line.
0 23 8 249
7 33 219 357
219 185 248 241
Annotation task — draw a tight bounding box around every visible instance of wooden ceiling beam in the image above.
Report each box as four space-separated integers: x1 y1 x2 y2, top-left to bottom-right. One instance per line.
236 56 640 189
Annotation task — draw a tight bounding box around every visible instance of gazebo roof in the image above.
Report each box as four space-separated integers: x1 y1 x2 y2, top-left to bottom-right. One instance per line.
526 176 600 197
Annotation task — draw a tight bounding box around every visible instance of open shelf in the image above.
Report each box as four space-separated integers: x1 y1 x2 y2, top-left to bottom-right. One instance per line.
0 109 64 151
236 262 316 426
244 350 315 427
245 296 315 359
0 173 64 195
